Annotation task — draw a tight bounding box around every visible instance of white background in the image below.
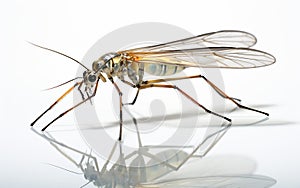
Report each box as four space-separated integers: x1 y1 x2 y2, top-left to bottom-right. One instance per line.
1 0 299 187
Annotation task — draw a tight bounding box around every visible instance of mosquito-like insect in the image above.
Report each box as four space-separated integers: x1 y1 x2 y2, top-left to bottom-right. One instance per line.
30 30 275 140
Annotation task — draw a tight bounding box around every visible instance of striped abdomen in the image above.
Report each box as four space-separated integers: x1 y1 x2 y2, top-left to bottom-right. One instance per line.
144 63 185 76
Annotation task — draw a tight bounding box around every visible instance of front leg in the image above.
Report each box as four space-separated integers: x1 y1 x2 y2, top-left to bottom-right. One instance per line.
110 78 124 141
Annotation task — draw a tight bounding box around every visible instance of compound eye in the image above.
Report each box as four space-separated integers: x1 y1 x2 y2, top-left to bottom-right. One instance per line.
88 74 96 82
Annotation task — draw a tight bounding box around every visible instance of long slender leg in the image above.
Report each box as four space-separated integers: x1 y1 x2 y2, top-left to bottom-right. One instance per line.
31 82 81 127
127 62 144 105
120 62 144 106
123 106 142 147
124 88 140 105
143 75 268 116
100 141 118 173
85 91 93 105
200 75 268 116
176 123 231 170
194 123 230 158
120 79 136 88
41 79 100 131
77 82 85 100
120 79 140 106
32 128 99 171
122 75 239 108
139 83 231 122
142 75 240 102
111 82 123 141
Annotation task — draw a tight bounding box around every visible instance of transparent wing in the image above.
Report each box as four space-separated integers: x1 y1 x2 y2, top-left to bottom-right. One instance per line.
126 47 275 69
156 155 257 180
139 175 276 188
120 30 257 53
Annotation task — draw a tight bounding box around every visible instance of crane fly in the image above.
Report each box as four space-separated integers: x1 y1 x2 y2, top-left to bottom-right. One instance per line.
30 30 276 140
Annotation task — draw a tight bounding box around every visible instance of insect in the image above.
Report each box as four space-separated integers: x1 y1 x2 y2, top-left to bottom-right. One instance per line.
30 30 275 140
32 127 276 188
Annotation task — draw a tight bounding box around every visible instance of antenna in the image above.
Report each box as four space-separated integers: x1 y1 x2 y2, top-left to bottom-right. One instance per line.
43 77 83 91
28 41 89 70
44 163 83 175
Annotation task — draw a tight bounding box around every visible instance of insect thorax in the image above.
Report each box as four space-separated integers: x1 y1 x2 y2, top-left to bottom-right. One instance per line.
92 52 123 75
92 52 142 85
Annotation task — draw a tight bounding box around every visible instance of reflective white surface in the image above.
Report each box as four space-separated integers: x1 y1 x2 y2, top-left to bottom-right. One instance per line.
1 0 300 187
28 127 275 188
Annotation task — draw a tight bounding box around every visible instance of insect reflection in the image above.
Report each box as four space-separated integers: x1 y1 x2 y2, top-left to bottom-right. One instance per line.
30 30 275 140
31 125 275 188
